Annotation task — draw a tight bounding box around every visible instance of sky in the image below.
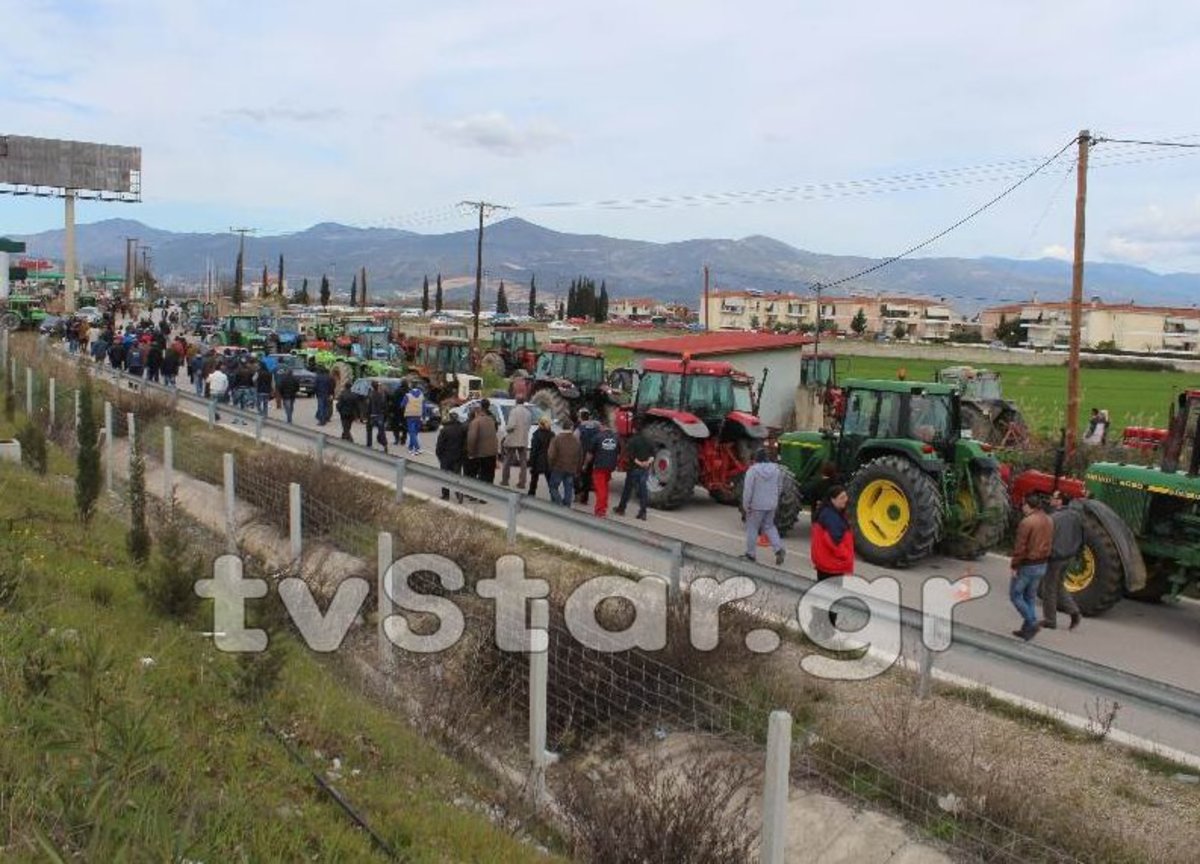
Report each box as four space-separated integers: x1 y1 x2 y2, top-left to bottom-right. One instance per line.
4 0 1200 274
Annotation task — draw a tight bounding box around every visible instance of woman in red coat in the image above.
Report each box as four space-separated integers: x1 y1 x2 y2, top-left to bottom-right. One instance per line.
810 485 854 626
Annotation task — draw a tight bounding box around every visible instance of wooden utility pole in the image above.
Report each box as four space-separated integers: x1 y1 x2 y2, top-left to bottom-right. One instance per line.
1065 130 1091 457
459 200 509 350
702 265 710 331
124 237 138 301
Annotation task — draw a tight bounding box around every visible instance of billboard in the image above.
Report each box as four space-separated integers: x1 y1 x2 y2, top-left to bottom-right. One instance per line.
0 135 141 200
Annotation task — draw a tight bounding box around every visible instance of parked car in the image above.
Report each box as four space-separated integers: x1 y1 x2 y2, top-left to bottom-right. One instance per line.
448 397 561 447
73 306 104 325
263 353 317 396
38 315 66 336
548 320 580 332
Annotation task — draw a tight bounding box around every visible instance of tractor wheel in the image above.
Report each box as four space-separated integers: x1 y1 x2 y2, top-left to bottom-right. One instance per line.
480 352 506 377
848 455 944 568
643 422 699 510
1063 511 1125 616
330 361 355 395
530 386 571 424
0 312 21 331
940 469 1010 560
1126 563 1171 603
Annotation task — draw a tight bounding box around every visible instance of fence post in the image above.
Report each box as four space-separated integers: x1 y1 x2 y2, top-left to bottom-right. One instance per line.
74 388 81 430
915 615 948 700
528 597 550 809
163 426 174 501
761 710 793 864
506 490 520 547
254 414 264 443
315 432 326 466
667 540 684 596
223 453 236 552
25 366 32 416
394 457 406 502
104 401 114 493
289 482 302 562
207 399 216 428
127 412 136 456
377 531 394 671
48 377 56 427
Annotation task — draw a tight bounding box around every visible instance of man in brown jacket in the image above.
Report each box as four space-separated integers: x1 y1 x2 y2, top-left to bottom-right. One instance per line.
547 419 582 506
1010 495 1053 640
466 400 500 485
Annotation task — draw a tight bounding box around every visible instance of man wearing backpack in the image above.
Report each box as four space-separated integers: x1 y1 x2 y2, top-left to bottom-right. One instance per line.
586 417 620 517
1041 491 1084 631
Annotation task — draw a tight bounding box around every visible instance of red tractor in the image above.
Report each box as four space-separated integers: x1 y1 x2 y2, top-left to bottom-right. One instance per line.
614 357 802 529
512 340 626 424
478 326 538 377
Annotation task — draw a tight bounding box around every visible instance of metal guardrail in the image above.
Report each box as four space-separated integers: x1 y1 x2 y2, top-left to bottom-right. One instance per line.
71 361 1200 725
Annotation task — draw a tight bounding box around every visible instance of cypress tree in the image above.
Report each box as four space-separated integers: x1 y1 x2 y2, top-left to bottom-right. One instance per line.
350 274 358 306
496 280 509 314
360 267 367 308
75 377 101 525
278 254 285 299
422 275 430 313
435 273 443 312
320 274 330 308
528 275 537 318
598 280 609 323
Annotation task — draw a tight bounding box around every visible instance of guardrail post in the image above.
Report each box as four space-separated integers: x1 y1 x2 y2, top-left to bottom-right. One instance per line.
0 328 6 368
25 366 32 416
289 482 302 562
163 426 174 501
528 597 549 809
126 412 136 455
377 531 394 671
506 490 520 547
74 389 81 430
48 377 56 427
667 541 684 596
915 615 948 700
315 432 326 466
761 710 793 864
207 399 216 428
394 457 406 502
9 358 16 393
223 453 236 552
104 401 113 493
254 414 264 443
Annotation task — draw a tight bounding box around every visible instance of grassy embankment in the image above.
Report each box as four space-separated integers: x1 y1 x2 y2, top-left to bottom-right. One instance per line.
0 421 559 862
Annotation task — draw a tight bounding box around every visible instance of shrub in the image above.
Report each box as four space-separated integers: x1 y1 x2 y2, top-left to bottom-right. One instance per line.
127 439 151 563
136 499 201 621
89 581 114 608
75 379 102 524
17 416 48 475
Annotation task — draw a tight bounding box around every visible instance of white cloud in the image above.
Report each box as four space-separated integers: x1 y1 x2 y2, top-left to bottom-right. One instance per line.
1040 244 1071 260
427 112 568 158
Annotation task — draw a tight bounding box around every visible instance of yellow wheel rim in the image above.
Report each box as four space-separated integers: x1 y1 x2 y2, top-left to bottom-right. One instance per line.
1065 548 1095 593
855 479 911 547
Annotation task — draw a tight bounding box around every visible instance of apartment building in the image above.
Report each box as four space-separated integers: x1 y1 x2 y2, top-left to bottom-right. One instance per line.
702 289 956 340
609 296 667 320
979 300 1200 354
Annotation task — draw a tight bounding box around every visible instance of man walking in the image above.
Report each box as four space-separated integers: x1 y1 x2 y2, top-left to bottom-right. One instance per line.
547 419 582 506
466 400 499 485
278 367 300 424
400 383 425 455
435 411 467 502
254 362 274 417
740 450 786 565
1010 495 1053 640
574 408 601 505
366 381 389 452
614 428 653 521
313 367 334 426
336 386 358 443
1041 491 1084 631
587 417 620 517
501 396 534 488
206 364 229 422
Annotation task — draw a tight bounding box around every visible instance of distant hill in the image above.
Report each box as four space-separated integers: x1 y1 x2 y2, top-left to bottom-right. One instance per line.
12 217 1200 315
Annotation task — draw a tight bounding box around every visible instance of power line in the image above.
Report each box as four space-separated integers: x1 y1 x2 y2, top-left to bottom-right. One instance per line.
811 137 1081 292
1096 136 1200 148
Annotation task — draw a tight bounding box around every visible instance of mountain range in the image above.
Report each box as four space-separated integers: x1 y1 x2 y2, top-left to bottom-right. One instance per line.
10 217 1200 316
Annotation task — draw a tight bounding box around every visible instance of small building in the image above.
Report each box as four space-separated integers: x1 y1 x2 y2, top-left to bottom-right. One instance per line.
618 331 811 429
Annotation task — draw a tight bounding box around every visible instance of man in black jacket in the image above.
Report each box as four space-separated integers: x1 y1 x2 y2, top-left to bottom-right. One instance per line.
1041 491 1084 631
313 368 334 426
436 412 468 502
278 368 301 424
336 387 358 442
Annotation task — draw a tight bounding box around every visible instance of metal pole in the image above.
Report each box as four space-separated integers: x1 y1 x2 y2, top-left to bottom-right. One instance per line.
472 204 484 350
74 389 80 430
668 541 684 597
127 412 136 455
315 432 325 466
394 457 406 502
163 426 174 501
1065 130 1091 458
223 453 236 552
48 377 56 428
289 482 302 562
528 598 549 809
104 401 113 492
63 191 77 314
377 531 394 671
25 366 32 416
760 710 793 864
207 399 216 428
254 414 263 443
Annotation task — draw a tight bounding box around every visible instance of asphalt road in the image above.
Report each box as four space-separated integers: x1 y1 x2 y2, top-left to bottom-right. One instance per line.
123 377 1200 758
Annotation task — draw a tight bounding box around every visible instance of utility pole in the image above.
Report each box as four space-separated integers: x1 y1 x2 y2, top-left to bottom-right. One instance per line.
230 227 256 310
702 265 710 331
812 284 823 360
1065 130 1091 457
140 245 151 301
124 237 138 301
459 200 509 350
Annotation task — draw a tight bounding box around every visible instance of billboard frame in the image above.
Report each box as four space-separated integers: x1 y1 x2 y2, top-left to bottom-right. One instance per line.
0 135 141 203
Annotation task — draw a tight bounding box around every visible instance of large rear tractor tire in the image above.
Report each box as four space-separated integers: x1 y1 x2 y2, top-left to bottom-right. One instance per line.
530 386 571 424
642 422 699 510
0 312 22 331
1063 511 1125 616
480 352 507 378
940 469 1010 560
848 455 944 568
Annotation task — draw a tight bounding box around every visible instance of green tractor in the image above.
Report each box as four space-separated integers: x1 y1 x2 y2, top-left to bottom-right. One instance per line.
777 378 1009 568
210 314 268 350
0 295 50 331
1067 388 1200 614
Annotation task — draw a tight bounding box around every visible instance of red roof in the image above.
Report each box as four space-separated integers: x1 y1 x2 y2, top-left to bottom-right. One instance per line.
620 331 811 357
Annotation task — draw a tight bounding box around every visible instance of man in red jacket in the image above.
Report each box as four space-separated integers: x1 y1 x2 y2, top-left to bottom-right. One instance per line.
810 485 854 628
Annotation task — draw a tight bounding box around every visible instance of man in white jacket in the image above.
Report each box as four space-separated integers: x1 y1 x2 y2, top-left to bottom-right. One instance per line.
501 396 534 488
740 449 786 566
